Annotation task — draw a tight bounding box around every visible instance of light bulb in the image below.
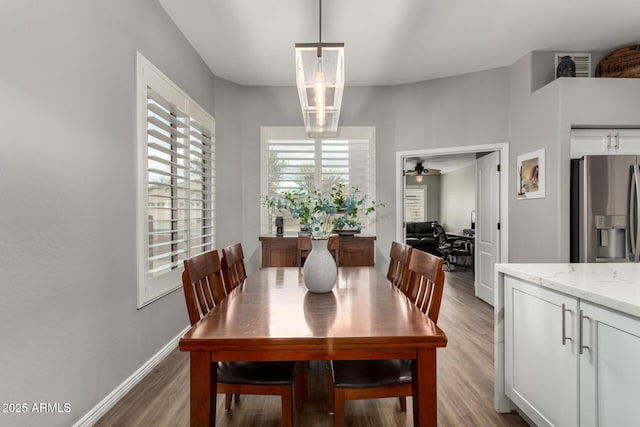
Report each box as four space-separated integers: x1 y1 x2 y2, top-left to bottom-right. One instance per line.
415 175 424 183
314 67 326 127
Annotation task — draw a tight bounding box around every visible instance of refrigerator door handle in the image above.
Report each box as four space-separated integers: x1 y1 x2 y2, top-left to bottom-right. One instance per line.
630 165 640 262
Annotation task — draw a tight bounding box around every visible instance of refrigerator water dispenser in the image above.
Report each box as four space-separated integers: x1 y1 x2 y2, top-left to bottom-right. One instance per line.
595 215 628 262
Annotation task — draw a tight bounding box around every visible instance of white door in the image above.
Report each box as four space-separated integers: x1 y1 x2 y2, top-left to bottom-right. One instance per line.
579 301 640 427
476 151 500 305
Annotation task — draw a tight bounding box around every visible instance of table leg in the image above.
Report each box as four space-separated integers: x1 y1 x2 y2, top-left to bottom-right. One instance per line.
412 348 437 426
190 351 216 427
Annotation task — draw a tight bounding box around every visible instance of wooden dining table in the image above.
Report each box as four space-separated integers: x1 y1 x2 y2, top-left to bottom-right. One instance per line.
179 266 448 426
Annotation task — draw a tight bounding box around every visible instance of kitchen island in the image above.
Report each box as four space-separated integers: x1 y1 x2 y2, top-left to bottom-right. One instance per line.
495 263 640 427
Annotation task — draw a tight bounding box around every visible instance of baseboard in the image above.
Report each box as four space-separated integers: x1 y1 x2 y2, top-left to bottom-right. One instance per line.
73 326 190 427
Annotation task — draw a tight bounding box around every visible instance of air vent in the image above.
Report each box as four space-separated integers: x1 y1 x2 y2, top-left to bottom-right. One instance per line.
555 53 591 78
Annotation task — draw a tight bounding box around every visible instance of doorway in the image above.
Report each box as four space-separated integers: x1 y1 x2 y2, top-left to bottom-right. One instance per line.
395 144 509 306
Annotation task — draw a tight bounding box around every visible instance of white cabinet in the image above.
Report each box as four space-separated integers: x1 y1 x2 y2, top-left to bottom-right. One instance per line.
579 301 640 427
571 129 640 158
504 276 579 427
503 274 640 427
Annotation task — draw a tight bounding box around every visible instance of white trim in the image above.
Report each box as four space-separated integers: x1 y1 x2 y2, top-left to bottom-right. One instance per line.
395 143 510 264
260 126 377 235
136 52 216 308
72 326 190 427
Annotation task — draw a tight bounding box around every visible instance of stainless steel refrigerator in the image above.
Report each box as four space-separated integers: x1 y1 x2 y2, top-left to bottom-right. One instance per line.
570 155 640 263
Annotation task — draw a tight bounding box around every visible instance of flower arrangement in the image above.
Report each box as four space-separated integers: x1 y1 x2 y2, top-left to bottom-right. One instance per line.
263 183 385 239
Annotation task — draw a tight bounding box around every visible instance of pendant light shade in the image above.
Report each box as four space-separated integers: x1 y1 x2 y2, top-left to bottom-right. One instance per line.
295 0 344 137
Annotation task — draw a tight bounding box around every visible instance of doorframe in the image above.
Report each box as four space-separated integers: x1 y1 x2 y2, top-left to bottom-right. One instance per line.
395 143 509 265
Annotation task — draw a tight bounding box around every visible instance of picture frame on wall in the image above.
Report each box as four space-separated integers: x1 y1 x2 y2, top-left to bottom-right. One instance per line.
517 148 545 200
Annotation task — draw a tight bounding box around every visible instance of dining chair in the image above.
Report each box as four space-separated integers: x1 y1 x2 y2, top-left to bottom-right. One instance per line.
221 242 247 294
182 250 302 426
328 234 340 266
296 235 312 267
386 241 412 291
328 249 445 427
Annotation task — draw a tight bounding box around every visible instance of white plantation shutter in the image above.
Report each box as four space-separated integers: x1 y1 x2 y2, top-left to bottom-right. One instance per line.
137 53 215 307
188 105 216 255
261 127 376 235
404 188 425 222
267 138 316 194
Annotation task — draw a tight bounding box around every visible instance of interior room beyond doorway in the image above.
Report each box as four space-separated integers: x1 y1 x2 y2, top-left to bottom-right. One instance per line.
396 143 509 307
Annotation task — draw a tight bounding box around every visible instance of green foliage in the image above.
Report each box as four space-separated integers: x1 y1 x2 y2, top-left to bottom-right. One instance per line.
263 183 385 239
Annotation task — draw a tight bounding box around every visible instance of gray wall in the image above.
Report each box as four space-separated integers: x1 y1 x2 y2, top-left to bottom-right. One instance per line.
509 52 640 263
440 165 476 232
0 1 218 426
7 1 633 424
236 70 510 273
508 53 562 262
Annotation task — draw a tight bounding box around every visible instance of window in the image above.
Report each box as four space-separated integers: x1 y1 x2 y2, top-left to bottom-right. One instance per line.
261 127 376 235
136 53 215 307
405 187 426 222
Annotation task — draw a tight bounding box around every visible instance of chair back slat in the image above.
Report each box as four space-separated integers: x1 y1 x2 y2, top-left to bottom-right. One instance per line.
387 241 412 291
221 243 247 293
328 234 340 266
297 235 312 267
404 249 445 323
182 250 226 326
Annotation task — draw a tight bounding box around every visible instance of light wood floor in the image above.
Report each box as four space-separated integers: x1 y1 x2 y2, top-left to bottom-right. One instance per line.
95 270 526 426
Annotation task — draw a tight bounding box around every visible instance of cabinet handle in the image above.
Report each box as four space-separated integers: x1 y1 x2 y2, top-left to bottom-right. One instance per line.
562 304 573 345
614 132 620 149
606 132 612 149
579 309 590 355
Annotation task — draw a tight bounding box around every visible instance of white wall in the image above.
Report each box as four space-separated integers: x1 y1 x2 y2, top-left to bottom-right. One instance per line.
0 1 219 426
440 165 476 233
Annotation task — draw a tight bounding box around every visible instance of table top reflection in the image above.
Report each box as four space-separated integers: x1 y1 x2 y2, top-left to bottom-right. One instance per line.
179 266 447 356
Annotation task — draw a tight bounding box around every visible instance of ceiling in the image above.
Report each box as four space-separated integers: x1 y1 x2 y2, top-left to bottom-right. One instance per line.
158 0 640 87
404 153 477 175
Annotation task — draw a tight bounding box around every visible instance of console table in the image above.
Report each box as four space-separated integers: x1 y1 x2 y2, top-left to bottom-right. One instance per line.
259 235 376 267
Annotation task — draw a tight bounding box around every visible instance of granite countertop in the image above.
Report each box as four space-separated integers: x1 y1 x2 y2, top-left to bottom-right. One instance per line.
496 263 640 318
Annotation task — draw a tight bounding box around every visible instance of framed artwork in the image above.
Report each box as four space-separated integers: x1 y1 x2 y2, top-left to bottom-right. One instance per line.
517 148 545 200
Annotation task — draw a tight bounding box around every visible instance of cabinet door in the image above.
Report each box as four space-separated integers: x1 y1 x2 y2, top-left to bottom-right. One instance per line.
260 238 297 267
579 301 640 427
504 276 579 427
338 237 374 266
570 129 611 158
611 129 640 155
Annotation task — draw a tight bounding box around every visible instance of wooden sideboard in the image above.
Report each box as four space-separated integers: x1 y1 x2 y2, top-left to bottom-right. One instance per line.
259 235 376 267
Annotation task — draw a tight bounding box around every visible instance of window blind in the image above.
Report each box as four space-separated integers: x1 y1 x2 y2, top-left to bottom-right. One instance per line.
261 127 376 235
137 53 215 307
405 187 426 222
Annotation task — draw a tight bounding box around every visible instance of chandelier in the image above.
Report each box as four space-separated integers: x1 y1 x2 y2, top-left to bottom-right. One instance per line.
295 0 344 137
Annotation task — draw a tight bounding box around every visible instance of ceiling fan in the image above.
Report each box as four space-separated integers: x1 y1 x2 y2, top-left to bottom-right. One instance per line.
404 161 441 178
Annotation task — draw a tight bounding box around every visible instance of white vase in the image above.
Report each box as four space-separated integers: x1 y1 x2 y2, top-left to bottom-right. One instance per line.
302 239 337 293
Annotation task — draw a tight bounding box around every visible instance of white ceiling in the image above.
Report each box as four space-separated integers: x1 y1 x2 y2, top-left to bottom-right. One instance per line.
404 154 477 175
158 0 640 87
